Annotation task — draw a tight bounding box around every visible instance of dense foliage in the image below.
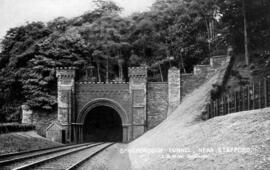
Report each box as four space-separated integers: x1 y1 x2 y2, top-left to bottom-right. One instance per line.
0 0 269 121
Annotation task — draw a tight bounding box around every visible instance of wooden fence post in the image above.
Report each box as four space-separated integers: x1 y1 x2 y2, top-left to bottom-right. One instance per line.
227 94 231 114
247 85 251 110
243 87 246 111
266 77 270 107
207 76 270 120
223 95 227 115
235 91 239 112
233 92 236 113
242 87 245 110
217 99 220 116
214 100 216 117
264 78 268 108
211 101 214 118
215 99 218 117
240 87 243 111
252 83 255 110
245 87 248 110
259 80 262 108
223 96 226 115
220 96 223 115
207 103 210 119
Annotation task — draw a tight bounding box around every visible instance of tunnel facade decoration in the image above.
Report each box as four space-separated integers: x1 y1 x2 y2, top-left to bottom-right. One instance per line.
51 66 181 143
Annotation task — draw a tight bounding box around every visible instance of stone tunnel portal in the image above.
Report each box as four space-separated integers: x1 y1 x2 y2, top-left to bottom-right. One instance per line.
77 98 129 143
83 106 123 142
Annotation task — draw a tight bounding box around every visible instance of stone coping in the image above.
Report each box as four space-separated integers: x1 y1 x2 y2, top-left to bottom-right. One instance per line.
147 82 168 84
211 55 227 58
76 81 129 85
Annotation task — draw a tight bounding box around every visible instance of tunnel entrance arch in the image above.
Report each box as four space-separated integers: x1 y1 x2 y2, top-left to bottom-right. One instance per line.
77 98 129 143
83 106 122 142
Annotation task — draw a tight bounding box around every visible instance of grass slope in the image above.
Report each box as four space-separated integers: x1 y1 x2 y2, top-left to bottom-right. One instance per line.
128 68 270 170
0 131 62 154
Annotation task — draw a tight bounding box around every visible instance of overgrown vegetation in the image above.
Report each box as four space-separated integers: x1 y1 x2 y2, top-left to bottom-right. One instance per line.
0 0 269 121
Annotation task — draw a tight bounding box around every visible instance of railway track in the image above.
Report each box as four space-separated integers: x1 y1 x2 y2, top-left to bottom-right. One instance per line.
0 143 90 163
0 142 114 170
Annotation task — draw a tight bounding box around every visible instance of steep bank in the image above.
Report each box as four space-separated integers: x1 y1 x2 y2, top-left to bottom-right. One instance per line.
128 67 270 169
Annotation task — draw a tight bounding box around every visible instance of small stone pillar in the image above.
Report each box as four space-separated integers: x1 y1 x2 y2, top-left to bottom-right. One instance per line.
21 105 33 124
128 67 147 140
168 67 181 115
56 67 76 143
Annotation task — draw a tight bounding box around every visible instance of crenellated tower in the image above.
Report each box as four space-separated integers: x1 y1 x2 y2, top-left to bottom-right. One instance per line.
128 67 148 139
56 67 76 143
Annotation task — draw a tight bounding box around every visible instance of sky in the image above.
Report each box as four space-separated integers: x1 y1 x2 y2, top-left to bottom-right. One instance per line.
0 0 155 39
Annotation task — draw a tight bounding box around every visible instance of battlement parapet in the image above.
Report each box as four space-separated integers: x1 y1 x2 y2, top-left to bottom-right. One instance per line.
128 67 148 77
56 67 77 70
148 82 168 85
56 67 76 79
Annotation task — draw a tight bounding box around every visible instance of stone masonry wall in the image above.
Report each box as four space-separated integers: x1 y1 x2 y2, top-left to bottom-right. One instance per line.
193 65 213 77
181 55 232 100
210 55 228 69
21 105 33 124
146 82 168 130
21 105 57 137
44 54 232 143
75 82 131 122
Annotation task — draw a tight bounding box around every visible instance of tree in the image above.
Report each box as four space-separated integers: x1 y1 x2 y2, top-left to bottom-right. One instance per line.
218 0 270 57
1 0 269 121
242 0 249 65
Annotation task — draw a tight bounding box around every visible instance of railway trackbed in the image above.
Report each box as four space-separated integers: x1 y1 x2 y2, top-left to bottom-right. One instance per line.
0 142 114 170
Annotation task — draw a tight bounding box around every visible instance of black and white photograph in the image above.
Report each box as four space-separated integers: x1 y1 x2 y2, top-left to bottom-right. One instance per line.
0 0 269 169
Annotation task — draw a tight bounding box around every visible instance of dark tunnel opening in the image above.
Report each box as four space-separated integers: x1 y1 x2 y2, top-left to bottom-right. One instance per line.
83 106 123 142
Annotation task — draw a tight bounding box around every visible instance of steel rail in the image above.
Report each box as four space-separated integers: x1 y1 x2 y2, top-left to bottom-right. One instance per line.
12 143 104 170
66 143 115 170
0 143 90 166
0 143 78 159
0 143 90 160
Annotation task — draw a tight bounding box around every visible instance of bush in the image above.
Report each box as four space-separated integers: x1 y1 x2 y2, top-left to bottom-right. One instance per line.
0 123 35 134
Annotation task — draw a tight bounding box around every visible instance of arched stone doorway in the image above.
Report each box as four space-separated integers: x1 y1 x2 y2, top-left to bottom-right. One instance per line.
77 98 129 143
